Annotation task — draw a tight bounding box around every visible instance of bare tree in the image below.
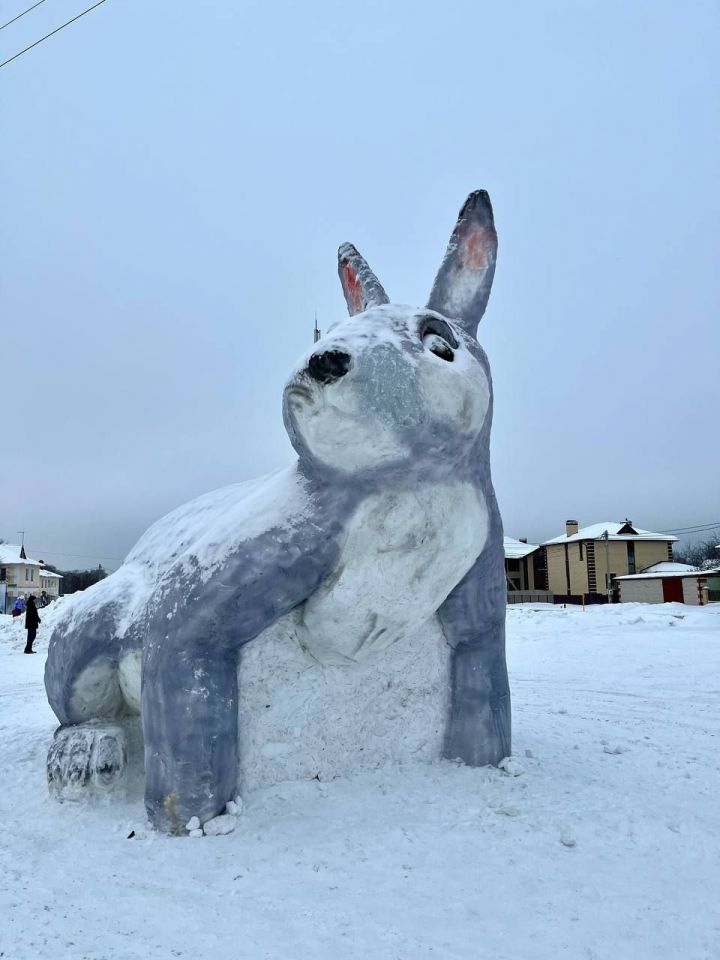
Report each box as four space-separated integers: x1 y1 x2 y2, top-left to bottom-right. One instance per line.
673 532 720 569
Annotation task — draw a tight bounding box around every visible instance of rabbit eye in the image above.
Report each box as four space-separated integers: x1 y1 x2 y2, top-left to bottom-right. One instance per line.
423 333 454 361
420 317 457 362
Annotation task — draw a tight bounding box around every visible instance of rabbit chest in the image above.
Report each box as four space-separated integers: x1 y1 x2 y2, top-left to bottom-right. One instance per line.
299 481 488 665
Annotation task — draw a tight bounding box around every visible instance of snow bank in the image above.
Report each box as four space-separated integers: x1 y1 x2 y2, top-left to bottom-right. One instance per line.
1 602 719 959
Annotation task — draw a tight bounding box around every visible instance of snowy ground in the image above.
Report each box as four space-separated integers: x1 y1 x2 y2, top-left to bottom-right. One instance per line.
1 602 719 960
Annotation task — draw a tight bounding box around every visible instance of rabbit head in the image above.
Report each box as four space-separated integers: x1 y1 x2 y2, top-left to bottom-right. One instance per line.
283 191 498 477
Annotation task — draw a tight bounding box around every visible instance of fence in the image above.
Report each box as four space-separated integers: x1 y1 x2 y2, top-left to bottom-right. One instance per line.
506 591 554 604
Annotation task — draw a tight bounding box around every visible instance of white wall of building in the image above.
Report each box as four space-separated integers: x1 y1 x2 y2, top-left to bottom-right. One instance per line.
618 578 664 604
682 577 701 605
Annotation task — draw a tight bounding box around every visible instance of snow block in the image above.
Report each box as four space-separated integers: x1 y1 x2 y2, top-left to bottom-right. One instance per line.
203 815 237 837
498 757 525 777
43 191 510 833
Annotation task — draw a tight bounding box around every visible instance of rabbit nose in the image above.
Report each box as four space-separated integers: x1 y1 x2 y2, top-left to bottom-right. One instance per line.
308 350 352 384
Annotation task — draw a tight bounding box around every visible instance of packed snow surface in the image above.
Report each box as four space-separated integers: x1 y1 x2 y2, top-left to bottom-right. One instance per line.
2 602 719 959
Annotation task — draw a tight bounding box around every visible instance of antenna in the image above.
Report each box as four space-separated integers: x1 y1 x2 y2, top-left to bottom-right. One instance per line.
313 311 321 344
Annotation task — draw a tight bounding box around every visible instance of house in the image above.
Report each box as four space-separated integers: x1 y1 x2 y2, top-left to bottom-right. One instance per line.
615 567 720 605
0 543 63 612
504 536 542 591
39 568 63 598
540 520 677 603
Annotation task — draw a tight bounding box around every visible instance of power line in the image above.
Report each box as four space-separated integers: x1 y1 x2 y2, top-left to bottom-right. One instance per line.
29 547 124 563
0 0 108 70
659 522 720 535
662 523 720 533
0 0 49 32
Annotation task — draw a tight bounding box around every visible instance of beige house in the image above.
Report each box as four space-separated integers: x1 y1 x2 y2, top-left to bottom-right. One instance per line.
540 520 677 602
0 543 63 611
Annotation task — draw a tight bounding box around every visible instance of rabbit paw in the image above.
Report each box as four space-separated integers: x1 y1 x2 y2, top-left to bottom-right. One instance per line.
47 723 127 799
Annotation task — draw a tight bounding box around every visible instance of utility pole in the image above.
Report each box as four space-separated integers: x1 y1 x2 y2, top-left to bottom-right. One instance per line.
313 311 321 344
602 530 612 602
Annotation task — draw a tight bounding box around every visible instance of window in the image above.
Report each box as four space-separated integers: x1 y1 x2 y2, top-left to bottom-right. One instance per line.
627 542 636 575
579 543 584 561
533 548 548 591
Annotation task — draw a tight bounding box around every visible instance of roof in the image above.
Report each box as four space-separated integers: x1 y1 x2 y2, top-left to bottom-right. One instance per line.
39 569 63 579
543 521 677 546
615 568 720 581
0 544 42 567
504 536 539 560
640 561 696 574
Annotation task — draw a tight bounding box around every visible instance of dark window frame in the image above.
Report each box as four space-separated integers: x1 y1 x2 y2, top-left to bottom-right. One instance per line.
627 541 636 575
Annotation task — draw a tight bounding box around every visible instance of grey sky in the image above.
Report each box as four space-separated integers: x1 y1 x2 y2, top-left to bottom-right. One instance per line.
2 0 718 571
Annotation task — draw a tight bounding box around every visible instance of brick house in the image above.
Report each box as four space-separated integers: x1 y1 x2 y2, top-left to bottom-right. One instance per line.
539 520 677 602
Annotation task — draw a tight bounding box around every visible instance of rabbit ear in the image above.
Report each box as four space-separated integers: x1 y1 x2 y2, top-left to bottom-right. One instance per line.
426 190 497 336
338 243 390 316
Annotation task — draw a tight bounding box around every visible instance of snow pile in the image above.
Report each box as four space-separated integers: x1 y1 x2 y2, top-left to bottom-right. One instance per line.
237 610 449 792
1 602 719 959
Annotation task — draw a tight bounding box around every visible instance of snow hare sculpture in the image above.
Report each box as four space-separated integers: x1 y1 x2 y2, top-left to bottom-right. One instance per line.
45 190 510 834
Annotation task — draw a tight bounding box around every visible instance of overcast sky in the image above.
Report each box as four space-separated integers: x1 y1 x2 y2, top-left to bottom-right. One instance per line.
1 0 718 571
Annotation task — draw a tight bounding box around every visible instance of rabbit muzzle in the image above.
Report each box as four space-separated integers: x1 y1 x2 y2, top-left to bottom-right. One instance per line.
283 305 491 475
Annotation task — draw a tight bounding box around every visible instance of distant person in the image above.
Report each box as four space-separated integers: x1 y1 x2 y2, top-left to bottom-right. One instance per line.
12 597 24 618
24 595 41 654
40 590 49 608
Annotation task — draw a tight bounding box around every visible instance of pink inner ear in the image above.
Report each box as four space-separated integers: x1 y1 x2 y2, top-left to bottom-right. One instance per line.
342 262 364 314
459 225 492 271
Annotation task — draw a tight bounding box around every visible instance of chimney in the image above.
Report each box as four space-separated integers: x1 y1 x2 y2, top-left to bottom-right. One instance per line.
566 520 579 538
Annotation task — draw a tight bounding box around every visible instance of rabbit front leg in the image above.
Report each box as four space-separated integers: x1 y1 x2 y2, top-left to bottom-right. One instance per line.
438 535 511 766
142 639 239 834
444 625 510 765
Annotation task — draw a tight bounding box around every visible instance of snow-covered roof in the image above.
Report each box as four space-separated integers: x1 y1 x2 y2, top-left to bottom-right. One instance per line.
0 544 42 567
39 569 63 579
640 561 695 575
615 568 720 581
543 522 677 546
504 536 539 560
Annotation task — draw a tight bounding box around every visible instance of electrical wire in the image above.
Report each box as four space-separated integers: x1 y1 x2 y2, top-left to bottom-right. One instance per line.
26 548 124 563
0 0 107 70
0 0 49 31
659 522 720 535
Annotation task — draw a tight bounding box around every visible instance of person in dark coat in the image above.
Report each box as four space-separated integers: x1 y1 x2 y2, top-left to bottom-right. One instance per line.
24 595 41 654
